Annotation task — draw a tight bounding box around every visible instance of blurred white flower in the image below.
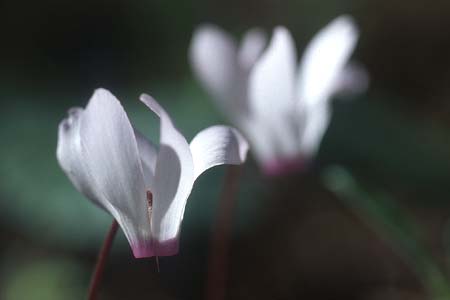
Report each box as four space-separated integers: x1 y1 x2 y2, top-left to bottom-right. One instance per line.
190 15 368 175
57 88 248 258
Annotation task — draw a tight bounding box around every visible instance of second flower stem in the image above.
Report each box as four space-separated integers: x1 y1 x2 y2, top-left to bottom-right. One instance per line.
205 165 241 300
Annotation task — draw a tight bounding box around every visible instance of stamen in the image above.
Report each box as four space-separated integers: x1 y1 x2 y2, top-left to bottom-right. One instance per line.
146 190 153 222
146 190 160 272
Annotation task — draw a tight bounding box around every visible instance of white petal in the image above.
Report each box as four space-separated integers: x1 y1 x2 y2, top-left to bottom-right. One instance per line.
189 125 249 178
134 129 158 191
239 118 277 164
140 94 195 255
249 26 297 117
248 27 300 157
297 15 358 109
189 24 252 122
57 107 105 209
238 28 267 71
189 24 238 102
300 104 331 157
77 89 152 258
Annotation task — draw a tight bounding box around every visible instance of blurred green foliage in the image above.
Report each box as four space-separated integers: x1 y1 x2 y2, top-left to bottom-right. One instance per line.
324 166 450 299
1 255 87 300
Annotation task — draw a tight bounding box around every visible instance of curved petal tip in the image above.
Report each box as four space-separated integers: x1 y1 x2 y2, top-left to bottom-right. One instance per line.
333 15 357 31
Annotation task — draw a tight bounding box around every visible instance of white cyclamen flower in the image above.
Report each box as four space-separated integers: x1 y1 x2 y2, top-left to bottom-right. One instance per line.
190 15 367 175
57 88 248 258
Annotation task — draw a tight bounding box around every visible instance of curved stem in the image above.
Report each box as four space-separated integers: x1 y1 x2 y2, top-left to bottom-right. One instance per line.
88 219 119 300
205 165 241 300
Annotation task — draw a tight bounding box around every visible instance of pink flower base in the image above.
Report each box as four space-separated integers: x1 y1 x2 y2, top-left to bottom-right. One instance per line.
262 157 307 176
132 238 179 258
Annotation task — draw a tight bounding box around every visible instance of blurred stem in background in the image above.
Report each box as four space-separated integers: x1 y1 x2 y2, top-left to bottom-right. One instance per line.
88 220 118 300
206 165 242 300
324 166 450 300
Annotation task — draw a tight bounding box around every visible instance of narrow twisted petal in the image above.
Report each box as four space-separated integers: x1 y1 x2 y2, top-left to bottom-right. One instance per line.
58 88 153 258
189 125 249 179
297 15 359 110
248 26 300 158
140 94 195 256
238 28 267 71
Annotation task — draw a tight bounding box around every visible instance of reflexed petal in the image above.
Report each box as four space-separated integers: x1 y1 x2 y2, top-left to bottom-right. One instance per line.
189 125 249 178
78 89 152 258
249 26 297 117
238 28 267 71
140 94 195 255
189 24 238 102
297 15 358 109
134 129 158 191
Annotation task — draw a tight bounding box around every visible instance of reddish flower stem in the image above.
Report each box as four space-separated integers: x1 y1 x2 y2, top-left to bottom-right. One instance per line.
88 219 119 300
205 165 242 300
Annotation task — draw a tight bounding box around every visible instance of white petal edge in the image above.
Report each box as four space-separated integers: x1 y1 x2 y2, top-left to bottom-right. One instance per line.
139 94 195 251
189 125 249 179
77 88 152 258
297 15 359 110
